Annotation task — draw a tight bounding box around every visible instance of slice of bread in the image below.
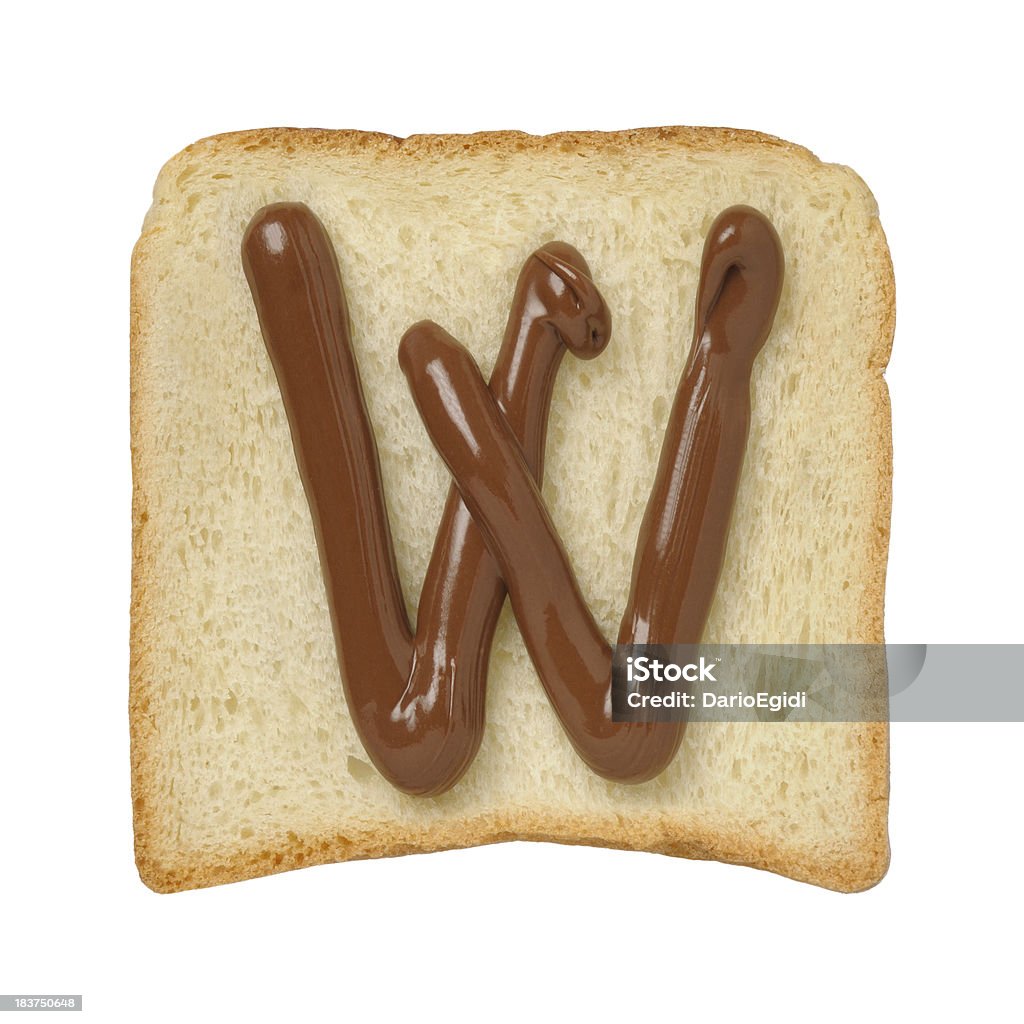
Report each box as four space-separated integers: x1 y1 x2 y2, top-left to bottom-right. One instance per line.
130 126 894 893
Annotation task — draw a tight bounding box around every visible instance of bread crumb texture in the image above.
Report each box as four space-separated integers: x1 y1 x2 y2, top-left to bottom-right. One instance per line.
131 127 893 893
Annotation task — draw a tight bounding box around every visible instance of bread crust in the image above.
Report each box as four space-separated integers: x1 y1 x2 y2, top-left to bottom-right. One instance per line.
131 125 894 895
155 123 816 168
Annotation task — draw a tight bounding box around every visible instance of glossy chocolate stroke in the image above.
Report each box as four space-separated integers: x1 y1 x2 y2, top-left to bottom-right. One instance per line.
243 202 783 796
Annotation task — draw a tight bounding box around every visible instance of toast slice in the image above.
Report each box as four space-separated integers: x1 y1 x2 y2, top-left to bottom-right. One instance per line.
130 127 893 893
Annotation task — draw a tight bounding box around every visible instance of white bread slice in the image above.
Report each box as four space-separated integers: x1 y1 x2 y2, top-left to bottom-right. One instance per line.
130 127 893 893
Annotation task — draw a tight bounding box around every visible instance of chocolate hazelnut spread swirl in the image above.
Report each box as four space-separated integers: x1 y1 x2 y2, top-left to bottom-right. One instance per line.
242 202 783 796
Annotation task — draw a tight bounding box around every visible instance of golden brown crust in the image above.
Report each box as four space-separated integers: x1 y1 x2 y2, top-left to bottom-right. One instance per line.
136 805 885 895
852 211 896 887
131 125 894 895
129 226 162 890
170 124 816 163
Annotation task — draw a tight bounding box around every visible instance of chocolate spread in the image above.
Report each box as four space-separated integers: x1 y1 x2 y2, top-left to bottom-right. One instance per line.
242 202 783 795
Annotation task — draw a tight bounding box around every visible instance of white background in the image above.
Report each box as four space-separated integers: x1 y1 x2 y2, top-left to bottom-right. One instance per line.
2 2 1021 1021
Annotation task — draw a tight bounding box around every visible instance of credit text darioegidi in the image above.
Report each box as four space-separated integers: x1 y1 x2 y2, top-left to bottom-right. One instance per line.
625 690 808 711
624 656 807 712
